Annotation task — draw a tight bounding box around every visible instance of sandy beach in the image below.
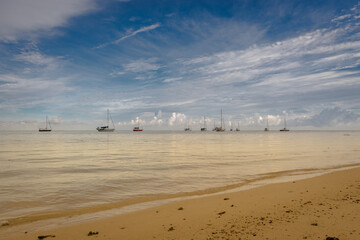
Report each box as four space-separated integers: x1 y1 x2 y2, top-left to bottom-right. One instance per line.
1 167 359 240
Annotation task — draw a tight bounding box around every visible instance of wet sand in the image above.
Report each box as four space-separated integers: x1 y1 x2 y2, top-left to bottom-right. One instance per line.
1 167 360 240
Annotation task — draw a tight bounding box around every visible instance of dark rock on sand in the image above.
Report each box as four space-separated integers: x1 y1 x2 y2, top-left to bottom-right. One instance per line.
1 221 9 226
326 237 339 240
38 235 55 240
87 231 99 236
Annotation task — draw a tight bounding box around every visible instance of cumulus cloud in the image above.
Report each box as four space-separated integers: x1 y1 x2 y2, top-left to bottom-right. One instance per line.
168 112 187 126
51 117 64 125
300 107 360 127
0 0 97 41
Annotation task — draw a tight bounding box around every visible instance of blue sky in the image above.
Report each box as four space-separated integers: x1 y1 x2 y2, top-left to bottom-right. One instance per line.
1 0 360 130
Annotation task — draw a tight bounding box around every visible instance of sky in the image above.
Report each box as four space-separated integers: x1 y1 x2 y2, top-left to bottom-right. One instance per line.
0 0 360 130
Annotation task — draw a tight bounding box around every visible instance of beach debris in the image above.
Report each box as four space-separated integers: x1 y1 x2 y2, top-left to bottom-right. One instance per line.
224 197 230 200
38 235 56 240
178 207 184 210
87 231 99 236
311 223 318 226
218 211 226 216
168 226 175 231
1 221 9 226
326 237 339 240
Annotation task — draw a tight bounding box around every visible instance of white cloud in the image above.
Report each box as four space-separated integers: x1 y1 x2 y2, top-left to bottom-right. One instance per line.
0 0 97 41
0 74 72 111
14 50 61 71
168 112 187 126
122 58 161 73
96 23 160 48
299 107 360 127
115 23 160 43
163 77 183 83
332 14 352 22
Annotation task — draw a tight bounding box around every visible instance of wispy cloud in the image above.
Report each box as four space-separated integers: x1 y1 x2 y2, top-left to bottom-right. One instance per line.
0 0 97 41
122 58 161 73
14 50 61 71
95 23 161 49
0 74 72 111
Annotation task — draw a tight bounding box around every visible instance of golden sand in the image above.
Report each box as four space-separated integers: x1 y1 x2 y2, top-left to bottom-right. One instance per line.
1 167 360 240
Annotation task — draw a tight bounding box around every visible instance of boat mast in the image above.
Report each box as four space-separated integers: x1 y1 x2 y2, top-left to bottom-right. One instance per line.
45 116 48 129
107 109 109 127
284 117 287 129
220 109 223 129
48 116 51 129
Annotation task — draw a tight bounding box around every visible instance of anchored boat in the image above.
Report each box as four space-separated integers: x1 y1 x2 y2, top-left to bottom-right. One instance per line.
96 109 115 132
39 116 52 132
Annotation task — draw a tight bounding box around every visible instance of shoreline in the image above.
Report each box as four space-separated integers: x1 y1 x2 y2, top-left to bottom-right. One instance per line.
1 164 360 239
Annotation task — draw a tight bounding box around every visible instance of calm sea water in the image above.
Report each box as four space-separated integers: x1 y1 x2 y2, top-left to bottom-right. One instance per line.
0 130 359 223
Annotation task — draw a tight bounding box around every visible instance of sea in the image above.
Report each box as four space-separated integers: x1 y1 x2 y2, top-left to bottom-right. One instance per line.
0 130 359 229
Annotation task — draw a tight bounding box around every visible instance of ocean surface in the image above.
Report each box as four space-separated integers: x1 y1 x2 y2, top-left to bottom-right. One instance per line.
0 130 359 225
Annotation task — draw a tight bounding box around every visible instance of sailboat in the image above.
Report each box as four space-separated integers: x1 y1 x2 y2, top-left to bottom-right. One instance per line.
184 121 191 131
264 116 269 131
133 117 143 132
201 116 207 131
39 116 52 132
214 109 225 132
280 117 289 131
235 122 240 131
96 109 115 132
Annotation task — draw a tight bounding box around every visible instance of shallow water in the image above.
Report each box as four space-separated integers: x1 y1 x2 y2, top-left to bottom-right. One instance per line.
0 130 359 222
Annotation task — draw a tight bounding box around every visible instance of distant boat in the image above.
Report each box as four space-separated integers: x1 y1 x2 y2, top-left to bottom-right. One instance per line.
39 116 52 132
214 109 225 132
264 117 269 131
184 121 191 131
280 117 289 131
236 122 240 132
96 109 115 132
133 117 143 132
201 116 207 131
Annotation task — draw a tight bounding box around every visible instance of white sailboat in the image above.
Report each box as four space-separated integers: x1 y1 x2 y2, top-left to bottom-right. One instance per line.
39 116 52 132
96 109 115 132
214 109 225 132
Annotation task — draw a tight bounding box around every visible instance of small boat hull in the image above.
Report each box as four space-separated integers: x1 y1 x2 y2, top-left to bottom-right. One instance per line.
97 127 115 132
280 128 289 131
39 129 51 132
